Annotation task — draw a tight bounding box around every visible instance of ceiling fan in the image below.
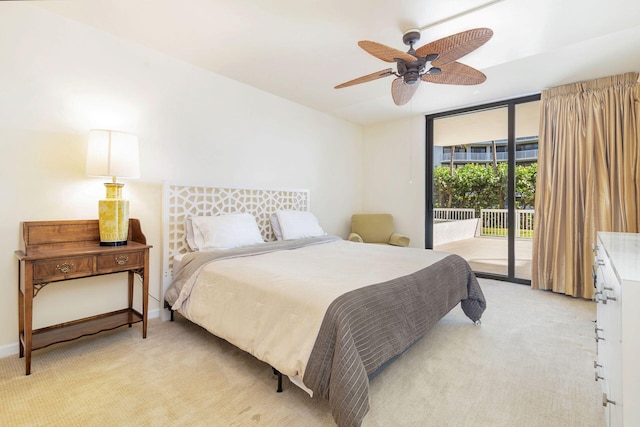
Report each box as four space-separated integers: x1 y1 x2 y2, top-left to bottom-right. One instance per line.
335 28 493 106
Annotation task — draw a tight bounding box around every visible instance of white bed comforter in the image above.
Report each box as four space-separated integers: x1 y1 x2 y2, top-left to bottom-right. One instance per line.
169 237 450 392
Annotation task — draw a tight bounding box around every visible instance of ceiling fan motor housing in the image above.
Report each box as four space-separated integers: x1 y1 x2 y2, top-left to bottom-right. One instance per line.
398 30 428 84
397 56 427 84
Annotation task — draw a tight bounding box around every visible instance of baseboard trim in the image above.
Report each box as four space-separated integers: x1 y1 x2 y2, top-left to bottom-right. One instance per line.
0 308 161 358
0 342 19 359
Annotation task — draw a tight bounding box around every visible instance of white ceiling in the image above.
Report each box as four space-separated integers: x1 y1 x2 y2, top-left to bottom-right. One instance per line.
34 0 640 126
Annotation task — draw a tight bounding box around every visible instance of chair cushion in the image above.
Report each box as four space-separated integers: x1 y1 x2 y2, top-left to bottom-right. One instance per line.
350 214 394 243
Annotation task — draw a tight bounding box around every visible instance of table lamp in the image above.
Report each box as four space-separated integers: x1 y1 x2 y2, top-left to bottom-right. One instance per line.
86 129 140 246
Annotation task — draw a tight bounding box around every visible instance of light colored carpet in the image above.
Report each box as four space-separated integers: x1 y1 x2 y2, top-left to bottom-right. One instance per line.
0 279 605 427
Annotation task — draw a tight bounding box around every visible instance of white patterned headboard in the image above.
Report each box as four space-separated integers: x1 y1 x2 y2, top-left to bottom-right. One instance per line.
161 182 310 309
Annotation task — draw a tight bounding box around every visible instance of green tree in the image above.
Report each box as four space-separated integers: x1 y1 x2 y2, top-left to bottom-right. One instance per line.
433 162 537 213
433 165 456 208
515 162 537 208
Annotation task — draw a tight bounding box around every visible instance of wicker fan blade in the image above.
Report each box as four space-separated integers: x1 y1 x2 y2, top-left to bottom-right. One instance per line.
420 61 486 85
358 40 416 63
391 78 420 106
335 68 393 89
415 28 492 67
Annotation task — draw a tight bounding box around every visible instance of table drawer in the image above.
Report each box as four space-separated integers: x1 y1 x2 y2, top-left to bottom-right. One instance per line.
33 256 93 282
97 251 144 272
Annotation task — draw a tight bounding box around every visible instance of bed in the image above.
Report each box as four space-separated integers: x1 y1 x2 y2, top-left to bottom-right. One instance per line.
162 183 486 427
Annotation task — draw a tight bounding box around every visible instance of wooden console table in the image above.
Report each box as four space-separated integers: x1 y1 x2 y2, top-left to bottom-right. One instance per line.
15 219 152 375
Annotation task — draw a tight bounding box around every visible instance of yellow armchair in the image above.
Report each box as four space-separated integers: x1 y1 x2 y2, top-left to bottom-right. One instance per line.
348 213 410 247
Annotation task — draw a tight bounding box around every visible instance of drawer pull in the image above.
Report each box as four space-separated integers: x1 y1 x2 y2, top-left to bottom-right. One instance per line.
115 255 129 265
595 372 604 382
56 263 74 274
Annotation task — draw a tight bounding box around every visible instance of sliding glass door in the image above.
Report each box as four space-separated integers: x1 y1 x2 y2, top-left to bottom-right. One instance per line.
425 95 540 283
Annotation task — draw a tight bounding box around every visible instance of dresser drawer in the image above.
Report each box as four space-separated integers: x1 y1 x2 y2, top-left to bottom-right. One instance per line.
33 256 94 282
97 251 144 272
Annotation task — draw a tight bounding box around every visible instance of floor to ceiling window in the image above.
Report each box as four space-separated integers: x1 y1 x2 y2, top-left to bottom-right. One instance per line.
425 95 540 284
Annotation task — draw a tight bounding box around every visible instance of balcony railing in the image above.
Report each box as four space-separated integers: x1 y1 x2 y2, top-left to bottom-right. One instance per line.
434 208 476 222
481 209 534 238
434 208 534 238
440 149 538 163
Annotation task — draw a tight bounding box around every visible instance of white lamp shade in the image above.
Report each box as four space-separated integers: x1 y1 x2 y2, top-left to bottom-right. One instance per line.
86 129 140 179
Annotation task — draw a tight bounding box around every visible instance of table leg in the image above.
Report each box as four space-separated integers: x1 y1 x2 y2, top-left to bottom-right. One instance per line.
18 260 24 359
128 271 134 327
23 279 33 375
142 249 149 339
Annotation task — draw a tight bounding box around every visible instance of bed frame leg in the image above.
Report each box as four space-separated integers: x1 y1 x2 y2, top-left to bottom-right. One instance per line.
164 300 175 321
272 368 283 393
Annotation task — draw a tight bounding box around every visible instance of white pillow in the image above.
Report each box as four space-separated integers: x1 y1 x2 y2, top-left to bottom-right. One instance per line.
270 214 283 240
185 217 206 251
275 210 325 240
190 214 265 250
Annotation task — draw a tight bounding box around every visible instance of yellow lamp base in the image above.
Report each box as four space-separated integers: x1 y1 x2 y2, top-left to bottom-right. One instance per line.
98 183 129 246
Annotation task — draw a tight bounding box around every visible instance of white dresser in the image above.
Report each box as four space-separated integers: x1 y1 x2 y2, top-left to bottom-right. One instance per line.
593 232 640 427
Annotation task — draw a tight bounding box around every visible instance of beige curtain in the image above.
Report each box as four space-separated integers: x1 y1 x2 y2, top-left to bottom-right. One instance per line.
532 72 640 298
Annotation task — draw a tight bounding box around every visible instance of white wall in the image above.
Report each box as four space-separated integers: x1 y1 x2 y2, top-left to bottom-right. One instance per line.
362 116 426 248
0 4 363 354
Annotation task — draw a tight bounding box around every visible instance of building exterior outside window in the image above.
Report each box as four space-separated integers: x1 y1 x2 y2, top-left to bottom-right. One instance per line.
436 136 538 167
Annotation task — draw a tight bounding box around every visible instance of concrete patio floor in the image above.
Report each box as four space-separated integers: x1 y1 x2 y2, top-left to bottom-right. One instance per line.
434 236 533 280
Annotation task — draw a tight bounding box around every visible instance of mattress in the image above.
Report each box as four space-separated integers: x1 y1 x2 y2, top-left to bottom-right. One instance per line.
165 236 485 426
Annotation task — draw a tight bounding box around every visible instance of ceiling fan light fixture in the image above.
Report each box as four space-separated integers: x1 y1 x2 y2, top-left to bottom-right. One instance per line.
404 71 420 84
